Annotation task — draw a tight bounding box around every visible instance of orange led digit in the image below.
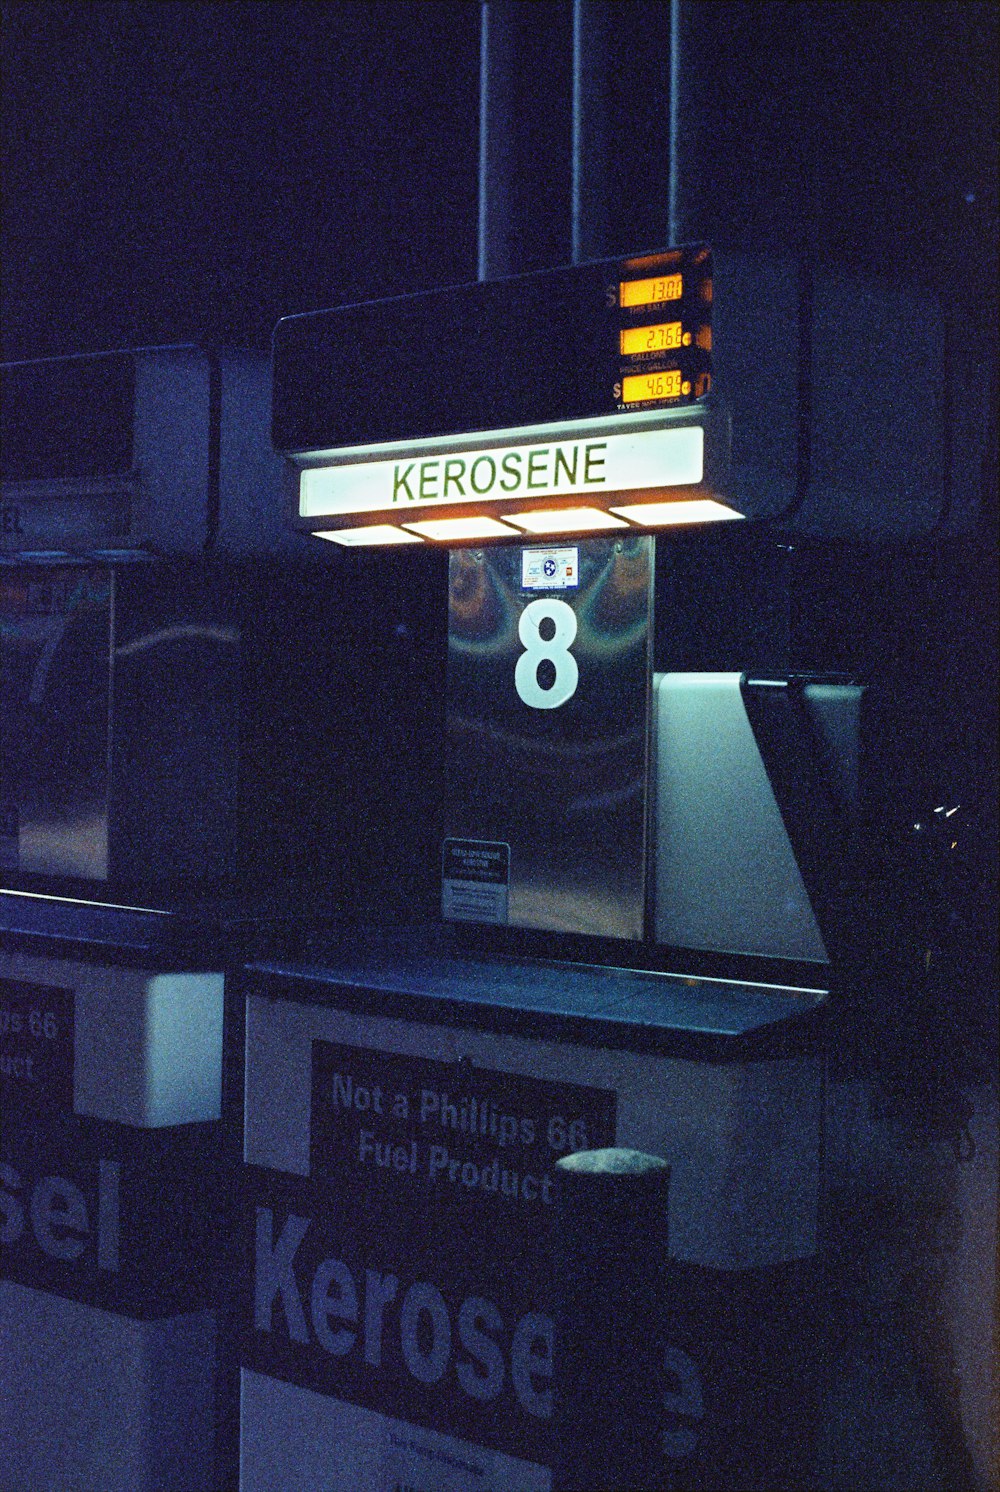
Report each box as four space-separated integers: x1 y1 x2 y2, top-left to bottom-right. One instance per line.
620 322 684 355
619 273 683 307
621 370 685 403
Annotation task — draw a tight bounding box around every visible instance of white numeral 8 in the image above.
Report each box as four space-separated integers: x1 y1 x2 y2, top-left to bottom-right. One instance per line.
515 598 579 709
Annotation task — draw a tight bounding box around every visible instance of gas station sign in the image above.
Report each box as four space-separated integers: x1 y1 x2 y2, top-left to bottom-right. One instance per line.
272 247 740 546
298 417 727 544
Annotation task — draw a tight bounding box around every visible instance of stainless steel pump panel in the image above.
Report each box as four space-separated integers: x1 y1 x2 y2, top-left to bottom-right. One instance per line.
1 566 113 879
0 562 239 890
443 537 652 938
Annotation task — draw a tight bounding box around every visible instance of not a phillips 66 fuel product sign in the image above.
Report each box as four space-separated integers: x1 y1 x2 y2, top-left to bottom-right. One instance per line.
244 1040 616 1487
1 977 74 1117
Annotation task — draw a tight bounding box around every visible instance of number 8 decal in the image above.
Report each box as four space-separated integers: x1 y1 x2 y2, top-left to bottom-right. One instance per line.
515 598 579 709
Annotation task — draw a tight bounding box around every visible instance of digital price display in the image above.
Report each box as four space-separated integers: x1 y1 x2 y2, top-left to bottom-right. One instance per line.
622 370 686 404
620 272 683 307
620 322 685 356
613 249 710 407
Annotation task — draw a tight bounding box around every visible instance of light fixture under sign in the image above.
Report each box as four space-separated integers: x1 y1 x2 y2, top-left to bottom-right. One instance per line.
315 524 422 546
402 515 520 542
506 506 629 535
610 499 743 526
309 498 744 546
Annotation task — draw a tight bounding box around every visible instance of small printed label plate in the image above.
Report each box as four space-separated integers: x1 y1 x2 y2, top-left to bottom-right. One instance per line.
521 548 578 591
441 838 510 925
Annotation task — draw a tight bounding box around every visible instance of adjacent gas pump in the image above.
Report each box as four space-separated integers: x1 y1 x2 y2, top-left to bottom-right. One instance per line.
0 344 325 1492
228 247 890 1491
0 908 227 1492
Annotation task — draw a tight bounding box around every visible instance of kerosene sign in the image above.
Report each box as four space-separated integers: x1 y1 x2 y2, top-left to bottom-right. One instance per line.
246 1035 617 1476
294 415 726 545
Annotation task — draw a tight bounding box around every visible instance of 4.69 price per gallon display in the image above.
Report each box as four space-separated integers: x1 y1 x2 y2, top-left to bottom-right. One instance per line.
621 369 687 404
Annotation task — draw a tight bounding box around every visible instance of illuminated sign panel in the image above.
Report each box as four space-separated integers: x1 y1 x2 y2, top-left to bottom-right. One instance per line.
300 424 703 520
274 246 736 544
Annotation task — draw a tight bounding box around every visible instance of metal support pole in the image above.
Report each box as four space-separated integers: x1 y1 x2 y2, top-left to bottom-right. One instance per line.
552 1147 673 1490
481 2 679 277
478 1 572 281
478 1 514 281
668 0 681 244
571 0 675 263
571 0 610 265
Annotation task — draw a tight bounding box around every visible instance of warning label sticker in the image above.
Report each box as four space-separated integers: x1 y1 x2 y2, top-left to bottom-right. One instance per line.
441 839 510 925
310 1042 615 1215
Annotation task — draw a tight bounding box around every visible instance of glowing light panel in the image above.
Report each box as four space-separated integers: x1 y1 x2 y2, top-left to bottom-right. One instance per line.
402 516 520 541
506 507 628 534
315 525 423 546
610 499 744 526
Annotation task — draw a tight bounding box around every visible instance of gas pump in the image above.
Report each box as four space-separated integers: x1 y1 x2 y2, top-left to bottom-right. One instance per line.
230 224 989 1489
0 344 342 1492
269 245 875 967
230 246 896 1491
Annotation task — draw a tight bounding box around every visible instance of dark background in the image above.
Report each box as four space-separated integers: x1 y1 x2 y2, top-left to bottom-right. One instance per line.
1 0 480 356
1 0 997 1041
2 2 996 354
